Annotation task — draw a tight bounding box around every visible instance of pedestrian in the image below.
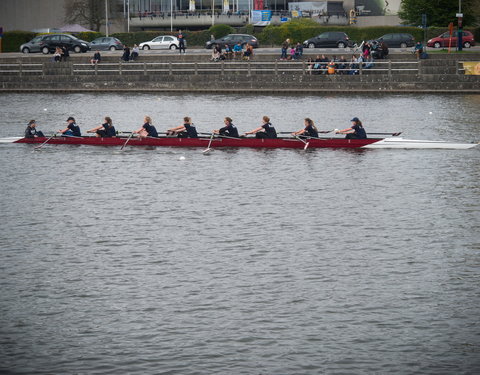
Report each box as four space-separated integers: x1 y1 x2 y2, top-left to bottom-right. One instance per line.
177 30 186 54
122 45 130 62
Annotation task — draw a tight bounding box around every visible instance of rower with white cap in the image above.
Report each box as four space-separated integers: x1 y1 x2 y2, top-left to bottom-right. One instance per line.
25 120 45 138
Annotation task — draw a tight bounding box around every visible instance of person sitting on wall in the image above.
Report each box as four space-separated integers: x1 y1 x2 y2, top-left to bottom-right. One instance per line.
90 51 101 66
414 41 424 59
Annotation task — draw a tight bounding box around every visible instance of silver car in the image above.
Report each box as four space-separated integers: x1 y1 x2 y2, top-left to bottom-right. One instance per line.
90 37 124 51
20 35 48 53
139 35 182 50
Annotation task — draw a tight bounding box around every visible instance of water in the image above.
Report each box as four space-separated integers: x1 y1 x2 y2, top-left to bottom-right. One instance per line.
0 93 479 374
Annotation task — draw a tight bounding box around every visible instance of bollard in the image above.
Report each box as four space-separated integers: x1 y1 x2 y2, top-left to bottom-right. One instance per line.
388 60 392 78
169 62 172 75
275 60 278 76
119 62 122 75
19 62 22 77
221 61 224 76
143 62 147 75
248 61 251 77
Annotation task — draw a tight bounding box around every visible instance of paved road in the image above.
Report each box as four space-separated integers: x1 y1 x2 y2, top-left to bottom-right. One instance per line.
3 45 480 58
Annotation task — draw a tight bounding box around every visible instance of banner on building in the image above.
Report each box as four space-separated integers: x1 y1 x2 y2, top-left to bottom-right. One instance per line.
223 0 229 13
463 62 480 75
254 0 264 10
189 0 195 11
251 10 272 26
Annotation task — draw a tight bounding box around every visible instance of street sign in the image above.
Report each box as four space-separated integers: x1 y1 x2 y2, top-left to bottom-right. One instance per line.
456 13 463 18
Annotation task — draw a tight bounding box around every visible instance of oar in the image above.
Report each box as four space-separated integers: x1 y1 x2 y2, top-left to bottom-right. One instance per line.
34 133 56 150
368 132 402 136
202 133 215 153
278 129 334 135
120 133 134 151
295 135 310 150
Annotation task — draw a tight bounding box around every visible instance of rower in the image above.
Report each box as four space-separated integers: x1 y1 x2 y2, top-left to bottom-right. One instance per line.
292 118 319 138
134 116 158 138
166 117 198 138
245 116 277 139
213 117 239 138
87 117 116 138
58 116 81 137
25 120 45 138
336 117 367 139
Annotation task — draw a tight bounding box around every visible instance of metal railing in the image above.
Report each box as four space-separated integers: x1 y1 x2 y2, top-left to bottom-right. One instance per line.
0 60 423 77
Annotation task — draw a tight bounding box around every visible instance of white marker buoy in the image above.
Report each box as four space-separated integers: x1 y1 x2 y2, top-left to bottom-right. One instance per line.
429 112 433 115
43 108 47 111
179 156 186 161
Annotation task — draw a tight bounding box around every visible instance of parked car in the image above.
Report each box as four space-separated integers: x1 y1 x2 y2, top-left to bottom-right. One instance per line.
20 33 90 54
303 32 353 48
90 37 124 51
427 30 475 48
372 33 415 48
139 35 182 50
205 34 259 49
20 35 49 53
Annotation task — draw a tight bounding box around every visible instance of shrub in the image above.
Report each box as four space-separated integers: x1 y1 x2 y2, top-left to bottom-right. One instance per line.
209 24 235 39
76 32 103 42
2 31 36 53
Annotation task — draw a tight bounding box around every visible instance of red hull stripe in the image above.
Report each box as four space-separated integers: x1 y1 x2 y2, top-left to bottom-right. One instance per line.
15 136 380 149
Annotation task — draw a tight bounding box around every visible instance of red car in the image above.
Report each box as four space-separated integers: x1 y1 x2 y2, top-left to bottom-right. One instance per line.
427 30 475 48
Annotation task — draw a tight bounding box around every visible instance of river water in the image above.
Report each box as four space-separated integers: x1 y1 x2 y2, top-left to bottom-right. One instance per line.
0 93 479 374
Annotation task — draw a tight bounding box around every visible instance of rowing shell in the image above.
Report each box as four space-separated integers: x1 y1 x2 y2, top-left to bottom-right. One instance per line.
0 136 477 149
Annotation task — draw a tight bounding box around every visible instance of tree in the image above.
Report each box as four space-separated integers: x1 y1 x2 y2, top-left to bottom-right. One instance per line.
64 0 111 32
398 0 478 27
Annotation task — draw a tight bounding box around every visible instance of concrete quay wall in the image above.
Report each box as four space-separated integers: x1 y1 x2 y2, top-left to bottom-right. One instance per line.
1 53 479 93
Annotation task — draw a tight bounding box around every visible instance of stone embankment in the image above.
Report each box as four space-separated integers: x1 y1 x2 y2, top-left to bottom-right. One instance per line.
0 52 479 93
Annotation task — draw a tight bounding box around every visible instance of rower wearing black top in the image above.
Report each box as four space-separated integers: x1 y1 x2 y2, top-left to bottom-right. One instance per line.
214 117 239 137
167 117 198 138
25 120 45 138
245 116 277 139
336 117 367 139
59 117 81 136
134 116 158 138
292 118 319 138
87 116 116 137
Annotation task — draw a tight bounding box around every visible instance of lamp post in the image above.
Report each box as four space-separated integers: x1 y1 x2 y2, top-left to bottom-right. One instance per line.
105 0 109 37
212 0 215 26
171 0 173 31
127 0 130 32
457 0 463 51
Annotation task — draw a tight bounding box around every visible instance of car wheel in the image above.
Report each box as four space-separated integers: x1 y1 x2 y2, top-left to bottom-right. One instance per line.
170 44 177 50
400 42 407 48
142 45 150 50
109 46 116 51
22 47 30 54
337 42 346 48
463 41 471 48
434 42 441 48
308 43 315 49
73 45 81 53
42 47 50 54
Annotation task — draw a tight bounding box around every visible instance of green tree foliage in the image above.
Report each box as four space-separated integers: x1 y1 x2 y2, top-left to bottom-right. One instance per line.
398 0 478 27
208 24 235 39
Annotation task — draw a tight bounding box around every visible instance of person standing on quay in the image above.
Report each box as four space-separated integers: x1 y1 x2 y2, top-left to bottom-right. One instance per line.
177 30 186 54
